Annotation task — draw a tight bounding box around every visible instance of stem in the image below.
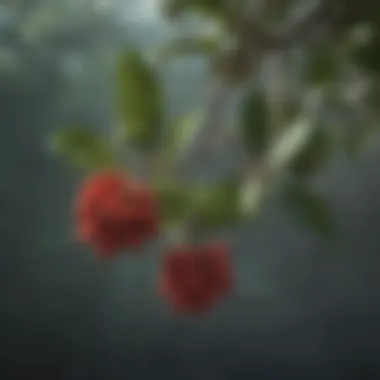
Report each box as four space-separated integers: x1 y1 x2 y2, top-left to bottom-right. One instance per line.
178 80 232 175
111 121 128 167
262 52 285 136
175 1 333 176
158 0 342 245
159 81 233 244
241 0 332 51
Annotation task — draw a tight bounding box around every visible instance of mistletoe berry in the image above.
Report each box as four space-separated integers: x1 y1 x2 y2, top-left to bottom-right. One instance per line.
158 242 233 314
74 170 158 257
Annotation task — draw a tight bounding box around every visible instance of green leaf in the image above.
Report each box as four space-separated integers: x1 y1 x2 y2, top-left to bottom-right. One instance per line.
48 128 116 171
287 127 331 178
306 47 340 86
240 92 270 155
155 182 192 225
194 176 242 229
267 116 314 172
192 0 225 16
165 110 202 158
239 177 266 216
351 34 380 74
116 51 163 150
282 181 336 240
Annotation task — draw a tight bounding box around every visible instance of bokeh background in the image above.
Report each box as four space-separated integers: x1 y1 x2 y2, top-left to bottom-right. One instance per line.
2 0 380 379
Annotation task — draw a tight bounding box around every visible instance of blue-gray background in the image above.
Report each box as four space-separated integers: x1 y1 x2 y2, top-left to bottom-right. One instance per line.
1 1 380 379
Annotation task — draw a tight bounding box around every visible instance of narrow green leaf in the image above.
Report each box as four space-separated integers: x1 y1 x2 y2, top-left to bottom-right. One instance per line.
283 181 336 240
192 0 225 16
306 47 340 86
165 110 202 158
287 127 331 178
48 128 116 171
194 176 242 229
239 177 265 216
155 182 192 225
240 92 270 155
267 116 314 172
351 32 380 74
116 51 163 150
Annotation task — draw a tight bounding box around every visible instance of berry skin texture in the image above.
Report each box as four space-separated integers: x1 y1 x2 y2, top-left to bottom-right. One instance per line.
74 171 158 257
158 242 233 315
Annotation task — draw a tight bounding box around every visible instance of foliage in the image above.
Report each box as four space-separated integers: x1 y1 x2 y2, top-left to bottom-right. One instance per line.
193 176 242 229
287 127 331 178
46 0 380 314
48 128 116 171
240 91 270 155
282 180 336 240
115 51 163 151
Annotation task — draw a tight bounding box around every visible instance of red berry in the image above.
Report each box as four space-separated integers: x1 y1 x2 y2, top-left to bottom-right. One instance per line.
74 171 158 257
158 242 233 315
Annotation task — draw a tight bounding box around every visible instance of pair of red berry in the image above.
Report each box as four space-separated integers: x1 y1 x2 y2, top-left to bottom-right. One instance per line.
74 171 233 314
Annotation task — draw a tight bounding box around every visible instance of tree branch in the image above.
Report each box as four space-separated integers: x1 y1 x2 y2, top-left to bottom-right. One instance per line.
241 0 332 50
176 0 339 178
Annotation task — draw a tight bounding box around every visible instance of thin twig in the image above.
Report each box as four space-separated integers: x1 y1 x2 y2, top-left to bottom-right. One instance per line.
179 2 333 174
241 0 332 50
178 79 232 174
161 0 347 243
